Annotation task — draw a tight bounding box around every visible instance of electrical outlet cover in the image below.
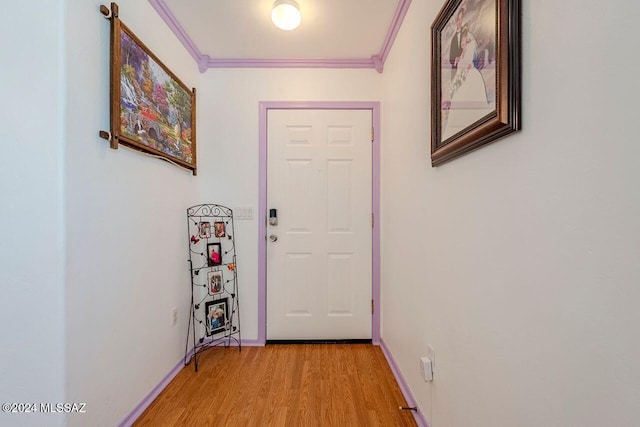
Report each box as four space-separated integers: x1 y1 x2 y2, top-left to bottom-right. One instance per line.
426 345 435 368
420 356 433 382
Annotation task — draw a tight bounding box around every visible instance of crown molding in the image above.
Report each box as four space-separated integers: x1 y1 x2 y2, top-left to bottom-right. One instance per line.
148 0 412 74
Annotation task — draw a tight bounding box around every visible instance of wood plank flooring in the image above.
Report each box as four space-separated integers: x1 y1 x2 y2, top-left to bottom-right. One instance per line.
133 344 417 427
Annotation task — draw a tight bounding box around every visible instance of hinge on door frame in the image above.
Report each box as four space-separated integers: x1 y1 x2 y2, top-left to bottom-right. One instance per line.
371 127 374 142
372 299 374 314
371 213 374 228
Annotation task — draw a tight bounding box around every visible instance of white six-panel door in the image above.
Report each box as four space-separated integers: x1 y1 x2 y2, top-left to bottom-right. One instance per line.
266 109 372 340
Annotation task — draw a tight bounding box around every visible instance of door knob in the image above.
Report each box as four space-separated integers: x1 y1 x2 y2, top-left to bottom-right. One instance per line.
269 234 278 242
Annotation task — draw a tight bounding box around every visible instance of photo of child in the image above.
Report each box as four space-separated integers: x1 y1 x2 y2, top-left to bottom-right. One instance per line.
205 299 228 336
213 221 226 238
208 270 223 295
199 221 211 238
207 243 222 266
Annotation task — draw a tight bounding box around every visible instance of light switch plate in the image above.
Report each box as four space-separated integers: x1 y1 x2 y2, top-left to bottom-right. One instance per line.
235 206 254 220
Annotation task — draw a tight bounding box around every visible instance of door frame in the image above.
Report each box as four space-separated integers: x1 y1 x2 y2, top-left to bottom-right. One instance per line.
258 101 381 345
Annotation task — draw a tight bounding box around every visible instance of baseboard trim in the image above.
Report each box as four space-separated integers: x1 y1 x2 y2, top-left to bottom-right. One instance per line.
229 338 265 346
118 348 194 427
379 339 430 427
266 339 372 345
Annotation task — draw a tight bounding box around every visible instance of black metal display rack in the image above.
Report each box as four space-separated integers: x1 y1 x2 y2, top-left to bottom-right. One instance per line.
184 204 241 371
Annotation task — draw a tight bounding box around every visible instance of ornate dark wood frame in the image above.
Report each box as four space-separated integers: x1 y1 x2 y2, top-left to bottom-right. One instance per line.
431 0 520 166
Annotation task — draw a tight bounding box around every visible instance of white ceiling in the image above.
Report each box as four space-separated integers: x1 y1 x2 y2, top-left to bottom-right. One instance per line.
157 0 405 62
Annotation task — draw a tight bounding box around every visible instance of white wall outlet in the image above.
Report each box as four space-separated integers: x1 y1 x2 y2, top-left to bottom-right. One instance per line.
171 307 178 326
420 356 433 382
420 344 435 382
426 344 435 368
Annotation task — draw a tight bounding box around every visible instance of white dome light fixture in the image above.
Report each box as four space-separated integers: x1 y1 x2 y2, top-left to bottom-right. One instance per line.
271 0 301 31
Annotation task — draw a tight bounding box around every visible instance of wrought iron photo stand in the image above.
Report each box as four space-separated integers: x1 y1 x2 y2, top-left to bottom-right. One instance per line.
185 204 241 371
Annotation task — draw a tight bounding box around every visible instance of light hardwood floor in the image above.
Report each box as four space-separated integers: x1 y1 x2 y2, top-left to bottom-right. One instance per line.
133 344 418 426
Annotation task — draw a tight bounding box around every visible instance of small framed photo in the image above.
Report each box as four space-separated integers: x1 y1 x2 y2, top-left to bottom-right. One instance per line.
205 298 229 336
199 221 211 238
208 270 224 295
213 221 226 238
207 242 222 266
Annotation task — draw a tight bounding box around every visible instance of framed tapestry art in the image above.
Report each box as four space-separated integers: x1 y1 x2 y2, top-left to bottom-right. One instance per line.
100 3 197 174
431 0 520 166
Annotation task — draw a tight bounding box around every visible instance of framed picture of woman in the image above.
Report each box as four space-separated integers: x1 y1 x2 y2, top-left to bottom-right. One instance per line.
431 0 520 166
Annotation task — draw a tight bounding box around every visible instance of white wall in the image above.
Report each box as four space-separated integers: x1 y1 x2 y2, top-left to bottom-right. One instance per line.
64 1 200 425
381 0 640 425
0 1 66 426
197 68 383 339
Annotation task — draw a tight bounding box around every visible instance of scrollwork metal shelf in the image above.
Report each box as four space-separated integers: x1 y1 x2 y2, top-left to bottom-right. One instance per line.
184 204 241 371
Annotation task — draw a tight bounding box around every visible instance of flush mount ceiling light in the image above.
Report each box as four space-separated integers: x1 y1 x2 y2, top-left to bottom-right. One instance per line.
271 0 301 31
